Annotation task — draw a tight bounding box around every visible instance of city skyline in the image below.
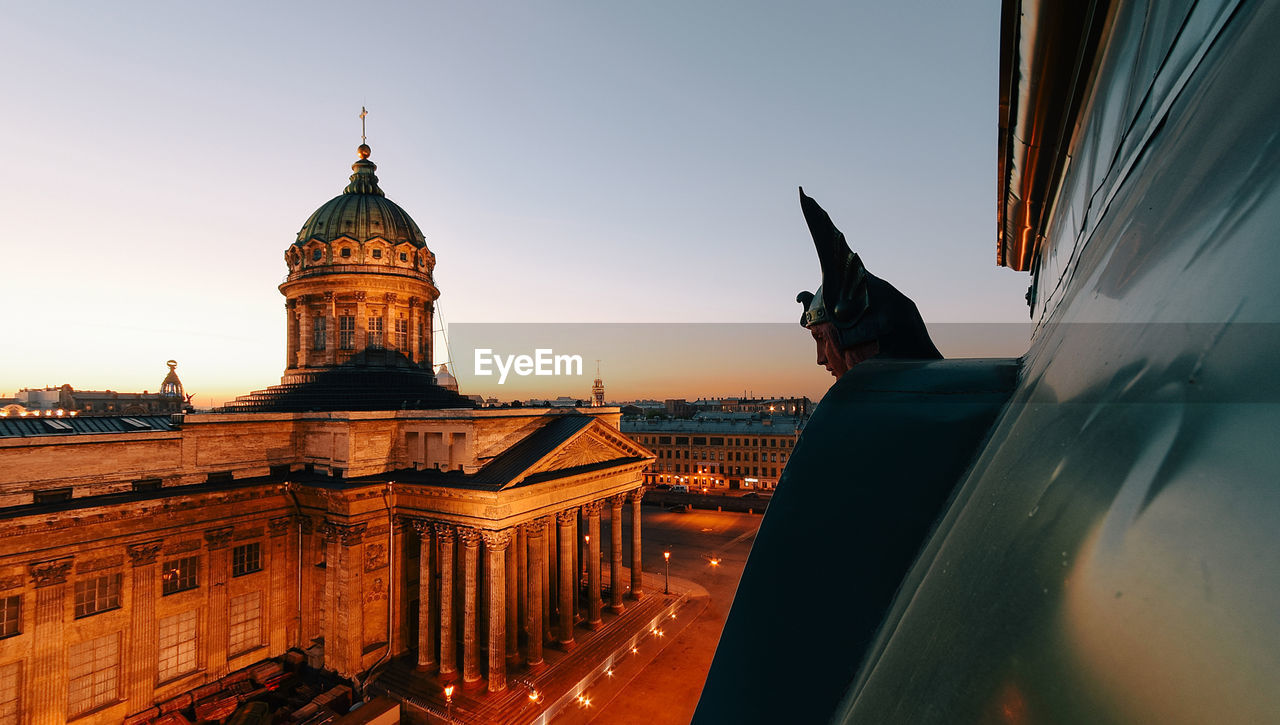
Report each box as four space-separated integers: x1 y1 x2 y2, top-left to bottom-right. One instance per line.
2 1 1028 406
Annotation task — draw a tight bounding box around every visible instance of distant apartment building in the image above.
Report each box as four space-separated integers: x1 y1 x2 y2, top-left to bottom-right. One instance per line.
621 413 805 490
0 361 192 417
660 396 812 419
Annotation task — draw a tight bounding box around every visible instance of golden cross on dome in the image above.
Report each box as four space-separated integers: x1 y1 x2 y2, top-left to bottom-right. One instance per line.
359 106 368 144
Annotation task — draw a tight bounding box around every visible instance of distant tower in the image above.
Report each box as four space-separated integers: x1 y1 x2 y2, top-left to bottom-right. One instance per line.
591 361 605 407
159 360 184 399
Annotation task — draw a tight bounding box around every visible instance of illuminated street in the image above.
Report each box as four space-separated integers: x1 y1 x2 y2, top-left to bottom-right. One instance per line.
595 507 762 724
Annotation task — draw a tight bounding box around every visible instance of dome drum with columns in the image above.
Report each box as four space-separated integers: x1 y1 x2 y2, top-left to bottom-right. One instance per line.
279 144 440 384
220 143 472 412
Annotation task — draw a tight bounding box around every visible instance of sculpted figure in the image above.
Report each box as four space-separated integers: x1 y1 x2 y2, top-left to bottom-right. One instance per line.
795 188 941 376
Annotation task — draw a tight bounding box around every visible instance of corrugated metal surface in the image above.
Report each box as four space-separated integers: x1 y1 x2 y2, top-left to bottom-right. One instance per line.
0 414 177 438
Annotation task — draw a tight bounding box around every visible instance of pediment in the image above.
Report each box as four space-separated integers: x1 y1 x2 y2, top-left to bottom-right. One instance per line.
505 418 652 488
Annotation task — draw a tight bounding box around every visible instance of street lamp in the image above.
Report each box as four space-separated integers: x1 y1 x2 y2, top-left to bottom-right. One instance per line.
444 684 455 722
663 550 671 594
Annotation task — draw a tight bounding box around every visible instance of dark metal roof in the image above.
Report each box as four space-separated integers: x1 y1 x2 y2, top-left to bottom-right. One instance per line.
477 413 594 486
216 369 475 413
294 152 426 250
0 414 179 439
340 413 645 491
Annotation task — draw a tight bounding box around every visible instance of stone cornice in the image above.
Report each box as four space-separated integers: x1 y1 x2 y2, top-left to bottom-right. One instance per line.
0 485 289 542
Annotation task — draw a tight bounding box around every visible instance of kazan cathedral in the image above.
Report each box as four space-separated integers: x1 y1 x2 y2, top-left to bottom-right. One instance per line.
0 142 654 723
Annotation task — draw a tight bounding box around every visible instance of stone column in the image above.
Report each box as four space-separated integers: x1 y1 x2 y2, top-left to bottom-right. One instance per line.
268 517 293 655
204 526 234 678
434 523 457 682
408 296 420 365
555 510 577 651
324 291 337 365
321 521 366 678
584 502 603 629
389 517 407 656
505 530 519 667
571 508 580 623
299 516 319 647
481 530 511 693
458 527 482 688
29 558 72 725
125 541 162 714
543 516 554 644
609 494 626 613
515 524 526 649
410 520 436 669
525 520 546 670
355 291 368 352
286 298 298 369
629 488 645 600
298 297 312 369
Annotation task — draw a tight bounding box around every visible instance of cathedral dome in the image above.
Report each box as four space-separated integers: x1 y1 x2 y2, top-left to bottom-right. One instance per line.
293 146 428 250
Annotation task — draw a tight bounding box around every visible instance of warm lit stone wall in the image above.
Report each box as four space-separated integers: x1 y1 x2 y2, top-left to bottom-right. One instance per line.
0 406 650 720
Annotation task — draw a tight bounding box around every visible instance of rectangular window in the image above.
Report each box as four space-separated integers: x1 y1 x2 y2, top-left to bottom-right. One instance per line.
68 633 119 716
368 316 385 349
132 478 162 492
162 556 199 595
395 318 409 351
371 248 382 259
313 316 327 351
0 596 19 638
0 660 19 724
232 542 261 577
339 315 356 350
74 574 122 619
228 592 261 656
157 610 198 682
34 488 72 504
418 323 426 355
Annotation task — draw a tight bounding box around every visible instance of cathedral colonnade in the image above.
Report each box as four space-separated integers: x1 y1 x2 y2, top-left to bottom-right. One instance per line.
402 487 645 693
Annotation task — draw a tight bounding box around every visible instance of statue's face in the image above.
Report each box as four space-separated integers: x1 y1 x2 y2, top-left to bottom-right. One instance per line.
810 322 879 378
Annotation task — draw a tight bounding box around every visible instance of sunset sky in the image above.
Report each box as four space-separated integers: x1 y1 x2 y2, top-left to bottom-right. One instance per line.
1 1 1030 406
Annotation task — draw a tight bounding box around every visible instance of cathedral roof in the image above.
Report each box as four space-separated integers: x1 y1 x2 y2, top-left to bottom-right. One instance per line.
294 145 428 249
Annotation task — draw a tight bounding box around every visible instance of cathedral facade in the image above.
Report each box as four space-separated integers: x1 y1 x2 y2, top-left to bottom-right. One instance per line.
0 144 652 724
